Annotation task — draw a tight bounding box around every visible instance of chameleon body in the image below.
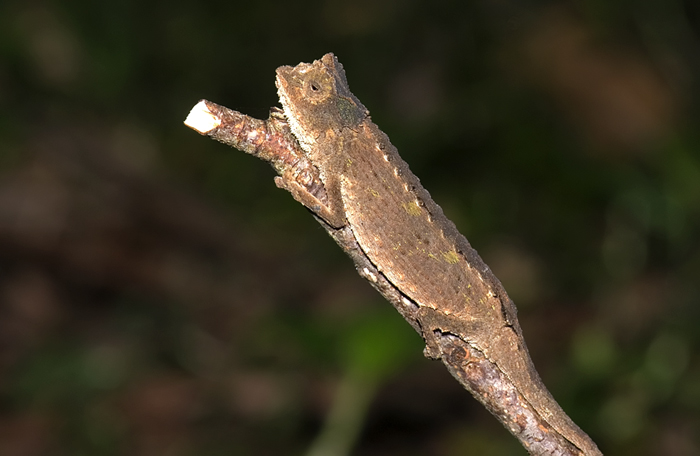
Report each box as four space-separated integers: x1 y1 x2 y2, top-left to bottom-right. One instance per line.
274 53 601 455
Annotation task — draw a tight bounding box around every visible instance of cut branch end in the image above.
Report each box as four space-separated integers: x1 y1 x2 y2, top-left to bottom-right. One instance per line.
184 100 221 134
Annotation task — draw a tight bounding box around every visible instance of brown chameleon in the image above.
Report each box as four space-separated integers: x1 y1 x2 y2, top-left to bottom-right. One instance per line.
274 53 601 456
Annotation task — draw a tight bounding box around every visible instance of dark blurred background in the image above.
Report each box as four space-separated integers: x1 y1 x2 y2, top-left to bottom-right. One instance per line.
1 0 699 455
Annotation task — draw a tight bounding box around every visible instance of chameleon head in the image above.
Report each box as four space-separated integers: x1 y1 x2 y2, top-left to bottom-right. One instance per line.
276 53 368 153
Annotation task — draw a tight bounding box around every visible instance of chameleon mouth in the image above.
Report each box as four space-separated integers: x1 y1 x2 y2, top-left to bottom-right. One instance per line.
274 71 315 154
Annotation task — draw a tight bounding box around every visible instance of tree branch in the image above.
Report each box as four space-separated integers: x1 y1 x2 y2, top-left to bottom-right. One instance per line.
185 95 601 456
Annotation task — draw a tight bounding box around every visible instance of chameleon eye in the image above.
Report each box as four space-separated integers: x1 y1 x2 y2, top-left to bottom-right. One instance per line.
307 79 322 93
304 77 330 101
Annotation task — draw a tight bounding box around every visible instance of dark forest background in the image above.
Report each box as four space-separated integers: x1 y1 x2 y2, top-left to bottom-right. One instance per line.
1 0 700 455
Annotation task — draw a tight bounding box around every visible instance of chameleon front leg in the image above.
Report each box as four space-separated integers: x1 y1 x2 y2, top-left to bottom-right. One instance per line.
274 175 347 229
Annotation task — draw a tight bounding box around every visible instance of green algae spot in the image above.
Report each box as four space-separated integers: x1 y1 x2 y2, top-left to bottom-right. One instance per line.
402 201 422 216
442 251 460 264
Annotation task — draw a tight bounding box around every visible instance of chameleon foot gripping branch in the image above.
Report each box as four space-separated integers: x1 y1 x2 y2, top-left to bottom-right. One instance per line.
184 53 602 456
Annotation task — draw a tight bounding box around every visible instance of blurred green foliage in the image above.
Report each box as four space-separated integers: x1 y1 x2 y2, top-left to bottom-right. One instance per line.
1 0 699 455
